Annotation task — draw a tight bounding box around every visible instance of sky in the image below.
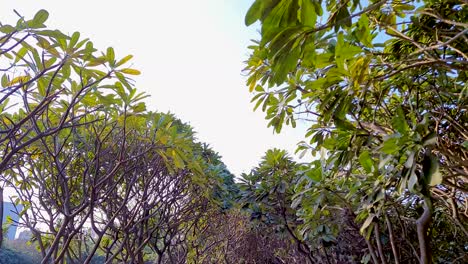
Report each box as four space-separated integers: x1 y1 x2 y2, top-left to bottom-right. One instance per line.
1 0 307 177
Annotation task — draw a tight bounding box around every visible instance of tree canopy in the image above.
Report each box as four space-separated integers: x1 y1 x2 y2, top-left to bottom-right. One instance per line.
0 9 238 264
243 0 467 263
1 1 467 263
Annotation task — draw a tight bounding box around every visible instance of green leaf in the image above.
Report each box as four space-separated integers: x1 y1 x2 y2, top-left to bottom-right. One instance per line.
300 0 317 27
381 137 399 154
68 31 80 49
115 55 133 67
271 40 301 85
261 0 293 44
337 44 362 62
172 149 185 169
35 29 69 39
107 47 115 65
0 98 9 112
36 37 50 49
113 82 127 100
14 47 28 63
334 117 355 131
269 26 304 59
33 10 49 25
391 106 408 134
115 72 132 91
253 94 265 111
0 25 15 34
359 151 373 173
74 38 89 50
356 14 373 47
360 214 374 234
120 68 141 75
312 0 322 16
335 6 352 29
131 102 146 113
85 41 94 55
1 74 9 87
245 0 263 26
86 57 106 67
254 85 264 92
462 141 468 150
37 78 46 96
132 92 150 102
394 3 415 11
305 166 322 182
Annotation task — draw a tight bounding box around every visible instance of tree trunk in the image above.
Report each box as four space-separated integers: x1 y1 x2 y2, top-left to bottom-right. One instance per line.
385 213 399 264
416 197 432 264
374 222 387 264
365 238 379 264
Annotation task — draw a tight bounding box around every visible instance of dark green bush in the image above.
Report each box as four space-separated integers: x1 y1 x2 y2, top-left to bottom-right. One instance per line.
0 248 37 264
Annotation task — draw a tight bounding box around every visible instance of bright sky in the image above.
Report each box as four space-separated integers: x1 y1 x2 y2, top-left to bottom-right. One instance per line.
1 0 307 176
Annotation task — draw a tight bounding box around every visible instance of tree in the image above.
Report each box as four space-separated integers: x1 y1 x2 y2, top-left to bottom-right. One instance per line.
0 9 142 249
244 0 467 262
239 149 316 263
1 9 237 264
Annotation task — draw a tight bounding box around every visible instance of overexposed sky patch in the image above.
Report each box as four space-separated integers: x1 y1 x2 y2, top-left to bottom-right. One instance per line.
1 0 307 176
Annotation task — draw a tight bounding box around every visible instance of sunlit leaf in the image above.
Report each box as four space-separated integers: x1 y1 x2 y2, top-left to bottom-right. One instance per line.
120 68 141 75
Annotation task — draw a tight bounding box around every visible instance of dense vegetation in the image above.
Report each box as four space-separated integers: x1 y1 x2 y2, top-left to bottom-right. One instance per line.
1 0 467 263
0 247 36 264
242 0 467 263
0 10 238 264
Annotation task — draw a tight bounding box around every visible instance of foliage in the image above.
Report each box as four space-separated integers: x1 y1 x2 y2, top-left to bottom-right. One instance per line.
1 1 466 263
0 248 36 264
239 149 301 243
239 149 369 263
0 10 237 264
244 0 467 263
239 149 318 262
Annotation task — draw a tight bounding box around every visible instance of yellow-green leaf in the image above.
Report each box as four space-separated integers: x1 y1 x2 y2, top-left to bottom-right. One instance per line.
106 47 115 65
115 55 133 67
120 68 141 75
360 214 374 234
